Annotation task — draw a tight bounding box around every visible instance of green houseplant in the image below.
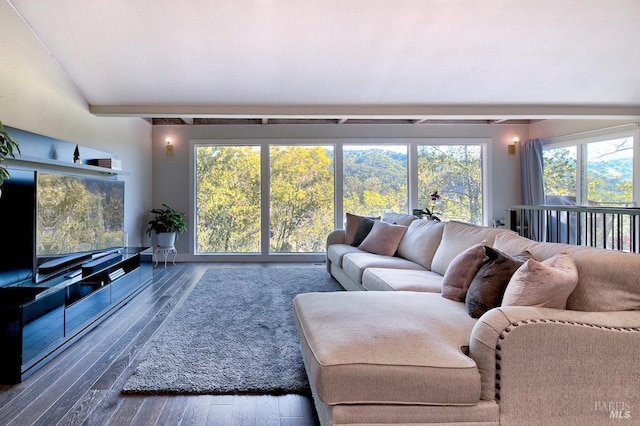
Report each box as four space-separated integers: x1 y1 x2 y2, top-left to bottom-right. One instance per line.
0 120 21 189
146 203 187 243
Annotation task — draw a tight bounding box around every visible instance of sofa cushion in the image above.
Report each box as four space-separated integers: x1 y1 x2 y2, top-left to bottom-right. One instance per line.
358 220 408 256
441 242 486 302
342 252 426 284
327 243 364 268
431 221 513 276
465 247 532 318
382 211 419 226
396 219 445 270
293 291 481 406
362 268 443 292
502 252 578 309
493 232 640 311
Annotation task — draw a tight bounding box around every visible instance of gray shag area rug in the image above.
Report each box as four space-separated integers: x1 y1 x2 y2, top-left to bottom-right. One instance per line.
122 267 342 395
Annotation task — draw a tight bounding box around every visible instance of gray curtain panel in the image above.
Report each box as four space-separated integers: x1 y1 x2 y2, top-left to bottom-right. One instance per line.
519 138 545 241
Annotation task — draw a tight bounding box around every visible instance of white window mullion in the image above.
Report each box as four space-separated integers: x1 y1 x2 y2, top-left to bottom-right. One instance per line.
260 142 270 256
408 142 419 213
633 130 640 206
334 143 344 229
576 143 585 206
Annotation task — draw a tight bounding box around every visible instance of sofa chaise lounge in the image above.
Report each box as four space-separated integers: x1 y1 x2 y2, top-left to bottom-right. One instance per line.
293 213 640 425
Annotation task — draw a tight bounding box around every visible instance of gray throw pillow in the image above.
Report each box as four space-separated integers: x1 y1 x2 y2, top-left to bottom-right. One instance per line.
351 217 376 247
465 246 532 318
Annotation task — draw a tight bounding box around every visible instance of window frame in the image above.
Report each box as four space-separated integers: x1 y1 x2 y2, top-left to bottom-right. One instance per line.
189 138 489 262
543 128 639 207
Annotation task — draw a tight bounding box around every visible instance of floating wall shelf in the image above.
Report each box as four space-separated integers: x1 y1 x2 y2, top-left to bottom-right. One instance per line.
7 155 129 176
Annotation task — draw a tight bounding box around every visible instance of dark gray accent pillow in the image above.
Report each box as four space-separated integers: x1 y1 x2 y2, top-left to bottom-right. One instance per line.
351 217 376 247
465 246 532 318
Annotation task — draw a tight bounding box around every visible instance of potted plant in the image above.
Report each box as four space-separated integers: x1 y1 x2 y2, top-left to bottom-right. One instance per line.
146 203 187 247
0 121 21 194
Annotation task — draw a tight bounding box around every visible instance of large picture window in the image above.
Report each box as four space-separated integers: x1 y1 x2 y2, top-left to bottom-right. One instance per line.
417 145 483 223
343 145 408 217
193 139 486 259
269 145 334 253
195 145 261 254
543 134 635 207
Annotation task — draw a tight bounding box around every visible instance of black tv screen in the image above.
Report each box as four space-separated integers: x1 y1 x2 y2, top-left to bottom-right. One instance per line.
36 172 125 268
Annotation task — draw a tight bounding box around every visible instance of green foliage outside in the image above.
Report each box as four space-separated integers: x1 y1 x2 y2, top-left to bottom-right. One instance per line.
196 146 261 253
195 144 485 254
343 148 407 217
543 139 633 206
417 145 483 224
543 147 576 199
270 146 334 252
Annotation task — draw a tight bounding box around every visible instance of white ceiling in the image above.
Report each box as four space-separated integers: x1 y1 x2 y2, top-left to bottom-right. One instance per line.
7 0 640 122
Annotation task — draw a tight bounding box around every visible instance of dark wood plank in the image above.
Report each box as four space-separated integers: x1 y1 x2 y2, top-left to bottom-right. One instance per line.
0 263 320 426
129 395 168 426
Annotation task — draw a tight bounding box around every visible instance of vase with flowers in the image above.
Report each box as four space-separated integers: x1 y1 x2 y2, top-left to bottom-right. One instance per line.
416 191 442 221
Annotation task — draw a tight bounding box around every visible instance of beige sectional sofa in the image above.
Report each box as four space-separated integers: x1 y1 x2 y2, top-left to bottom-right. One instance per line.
293 213 640 426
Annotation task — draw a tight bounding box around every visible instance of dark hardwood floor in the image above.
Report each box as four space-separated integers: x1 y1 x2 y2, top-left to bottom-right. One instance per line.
0 262 320 426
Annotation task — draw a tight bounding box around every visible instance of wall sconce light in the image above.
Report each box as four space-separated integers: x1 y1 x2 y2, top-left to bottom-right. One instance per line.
165 137 174 155
508 136 520 155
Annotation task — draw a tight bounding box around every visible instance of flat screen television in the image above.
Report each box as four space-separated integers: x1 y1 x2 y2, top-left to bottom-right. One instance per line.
0 168 125 285
35 172 125 280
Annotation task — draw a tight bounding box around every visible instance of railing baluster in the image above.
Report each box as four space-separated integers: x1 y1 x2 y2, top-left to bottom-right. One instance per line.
507 205 640 253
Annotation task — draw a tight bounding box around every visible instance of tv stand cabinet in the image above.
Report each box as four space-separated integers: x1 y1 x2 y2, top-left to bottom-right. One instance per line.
0 247 152 384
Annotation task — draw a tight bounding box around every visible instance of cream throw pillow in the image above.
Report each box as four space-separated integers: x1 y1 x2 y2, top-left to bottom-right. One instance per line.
502 252 578 309
358 220 408 256
396 219 445 269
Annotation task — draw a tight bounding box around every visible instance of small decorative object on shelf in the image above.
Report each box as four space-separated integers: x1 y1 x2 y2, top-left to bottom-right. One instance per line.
73 144 80 163
87 158 122 170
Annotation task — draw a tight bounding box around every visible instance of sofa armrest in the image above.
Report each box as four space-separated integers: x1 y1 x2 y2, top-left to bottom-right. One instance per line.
327 229 346 247
326 230 347 272
470 306 640 423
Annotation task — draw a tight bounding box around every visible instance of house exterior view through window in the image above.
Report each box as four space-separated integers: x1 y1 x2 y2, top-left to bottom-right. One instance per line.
418 145 483 224
343 145 408 217
269 145 334 253
195 145 261 253
541 130 638 251
194 140 486 258
543 135 634 207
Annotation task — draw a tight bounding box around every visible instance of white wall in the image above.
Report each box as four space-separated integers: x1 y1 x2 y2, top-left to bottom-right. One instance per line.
151 123 527 258
529 119 639 140
0 0 152 246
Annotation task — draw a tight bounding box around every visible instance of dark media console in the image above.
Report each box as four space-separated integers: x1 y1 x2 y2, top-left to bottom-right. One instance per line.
0 247 152 383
